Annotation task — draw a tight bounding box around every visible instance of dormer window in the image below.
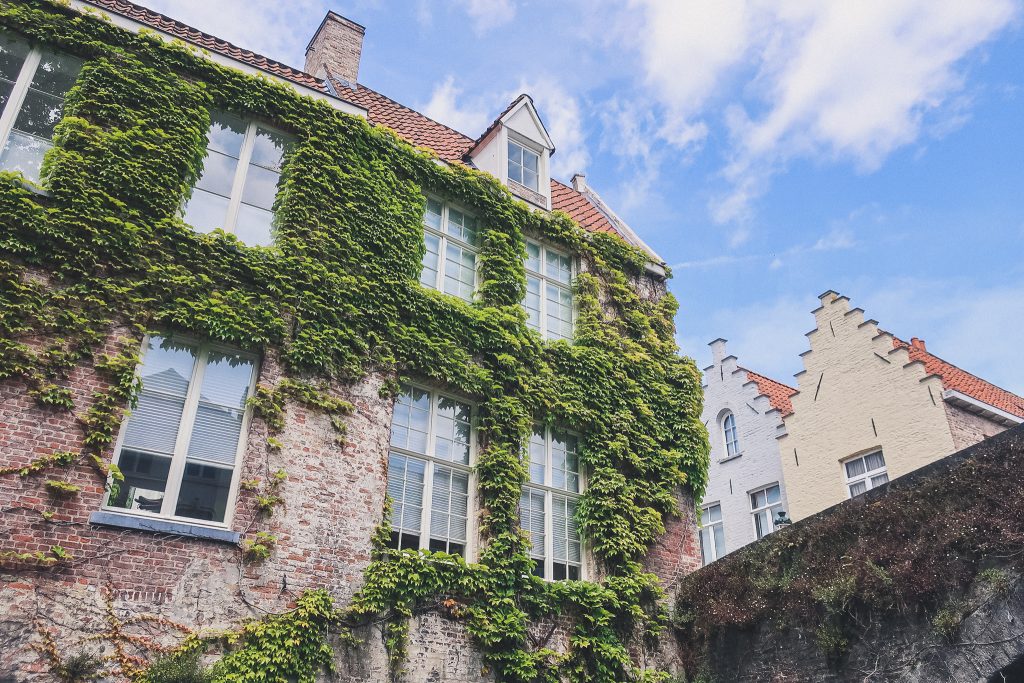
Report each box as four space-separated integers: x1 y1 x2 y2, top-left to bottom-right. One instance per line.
507 139 539 192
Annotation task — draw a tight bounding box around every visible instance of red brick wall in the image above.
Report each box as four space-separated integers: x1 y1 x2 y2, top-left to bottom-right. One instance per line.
643 491 703 593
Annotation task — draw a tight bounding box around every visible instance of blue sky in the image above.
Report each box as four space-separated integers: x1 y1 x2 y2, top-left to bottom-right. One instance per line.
143 0 1024 394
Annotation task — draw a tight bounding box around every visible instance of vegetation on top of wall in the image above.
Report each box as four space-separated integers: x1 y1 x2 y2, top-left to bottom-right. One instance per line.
673 427 1024 672
0 1 709 681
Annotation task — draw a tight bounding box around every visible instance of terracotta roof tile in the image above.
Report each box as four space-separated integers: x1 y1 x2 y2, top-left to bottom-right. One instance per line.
893 337 1024 419
550 180 618 236
85 0 327 91
745 370 797 417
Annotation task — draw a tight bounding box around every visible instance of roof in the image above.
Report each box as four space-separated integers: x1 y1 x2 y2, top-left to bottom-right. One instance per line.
745 370 797 417
84 0 631 245
85 0 328 92
893 337 1024 419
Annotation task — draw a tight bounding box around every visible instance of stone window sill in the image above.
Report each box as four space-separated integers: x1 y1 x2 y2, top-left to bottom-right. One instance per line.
718 452 744 464
89 511 241 544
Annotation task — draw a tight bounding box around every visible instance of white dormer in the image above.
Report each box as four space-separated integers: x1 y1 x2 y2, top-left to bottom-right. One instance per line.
467 94 554 210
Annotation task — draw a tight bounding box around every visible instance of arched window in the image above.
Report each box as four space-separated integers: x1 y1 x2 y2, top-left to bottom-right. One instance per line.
722 412 740 458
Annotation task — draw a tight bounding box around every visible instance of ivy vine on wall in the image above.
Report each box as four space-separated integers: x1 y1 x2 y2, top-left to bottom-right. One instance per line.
0 1 710 681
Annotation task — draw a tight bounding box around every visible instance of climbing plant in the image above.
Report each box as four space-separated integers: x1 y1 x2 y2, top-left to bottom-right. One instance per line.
0 1 709 681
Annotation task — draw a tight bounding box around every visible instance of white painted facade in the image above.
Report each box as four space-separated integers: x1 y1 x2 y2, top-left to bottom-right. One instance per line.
699 339 790 561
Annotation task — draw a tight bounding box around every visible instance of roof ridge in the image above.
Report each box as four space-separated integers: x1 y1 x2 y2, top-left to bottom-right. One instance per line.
744 368 798 394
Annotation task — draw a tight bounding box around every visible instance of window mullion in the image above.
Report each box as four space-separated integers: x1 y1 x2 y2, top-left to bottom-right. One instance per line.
224 122 255 234
161 344 207 517
420 459 434 551
0 48 40 152
544 490 553 580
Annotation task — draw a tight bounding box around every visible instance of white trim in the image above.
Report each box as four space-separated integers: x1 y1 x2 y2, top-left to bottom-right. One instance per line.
73 0 366 117
843 450 888 498
942 389 1024 427
103 335 259 530
420 195 480 302
749 482 783 540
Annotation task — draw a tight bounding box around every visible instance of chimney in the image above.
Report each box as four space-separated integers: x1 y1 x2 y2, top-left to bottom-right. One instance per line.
304 12 365 85
571 173 588 193
910 337 927 352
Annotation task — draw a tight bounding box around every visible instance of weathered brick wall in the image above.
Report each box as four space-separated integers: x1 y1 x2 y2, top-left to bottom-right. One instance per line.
303 12 365 83
944 400 1009 451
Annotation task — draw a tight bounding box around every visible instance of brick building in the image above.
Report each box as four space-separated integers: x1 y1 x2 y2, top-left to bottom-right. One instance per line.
0 1 704 681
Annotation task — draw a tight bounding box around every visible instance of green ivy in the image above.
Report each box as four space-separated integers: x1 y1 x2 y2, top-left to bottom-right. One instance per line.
0 2 709 681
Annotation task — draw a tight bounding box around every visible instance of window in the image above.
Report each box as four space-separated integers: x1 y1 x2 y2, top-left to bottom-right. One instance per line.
524 239 573 341
387 385 474 557
105 336 256 525
844 450 888 497
699 504 726 566
182 111 292 246
420 197 479 302
520 425 582 580
722 411 740 458
507 139 539 191
750 484 783 540
0 32 82 183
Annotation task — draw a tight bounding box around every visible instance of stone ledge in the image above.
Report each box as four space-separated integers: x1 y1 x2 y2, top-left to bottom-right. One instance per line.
88 511 241 544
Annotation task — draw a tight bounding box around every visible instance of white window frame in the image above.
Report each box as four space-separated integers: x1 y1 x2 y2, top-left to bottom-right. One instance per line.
103 335 258 529
843 450 888 498
749 483 784 540
420 195 480 302
722 411 740 458
387 384 478 559
184 114 291 241
507 136 541 192
523 238 575 342
699 503 725 566
0 36 80 183
521 424 586 581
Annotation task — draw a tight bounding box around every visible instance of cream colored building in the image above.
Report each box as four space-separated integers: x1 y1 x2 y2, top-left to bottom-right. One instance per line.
779 291 1024 521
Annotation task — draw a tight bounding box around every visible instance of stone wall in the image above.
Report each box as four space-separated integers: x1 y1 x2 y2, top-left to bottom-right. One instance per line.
944 400 1008 451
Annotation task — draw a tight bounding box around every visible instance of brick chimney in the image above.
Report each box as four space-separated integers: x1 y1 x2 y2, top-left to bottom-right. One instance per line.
304 12 365 85
910 337 927 352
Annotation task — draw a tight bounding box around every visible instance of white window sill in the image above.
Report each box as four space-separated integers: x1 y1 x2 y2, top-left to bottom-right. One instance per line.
89 511 240 544
718 452 744 464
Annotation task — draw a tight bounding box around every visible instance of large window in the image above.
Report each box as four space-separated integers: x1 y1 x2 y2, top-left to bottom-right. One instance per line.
0 32 82 183
182 111 292 246
387 385 474 557
105 336 256 525
722 411 740 458
507 138 540 192
844 450 888 497
520 425 582 580
420 197 479 302
699 504 726 566
524 239 574 341
750 483 783 540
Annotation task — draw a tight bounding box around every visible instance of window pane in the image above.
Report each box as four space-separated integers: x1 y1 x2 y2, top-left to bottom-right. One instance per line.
705 504 722 524
387 453 425 533
446 208 478 246
206 112 246 157
234 202 274 246
11 88 64 139
713 523 726 559
699 527 711 565
544 249 572 284
508 140 521 164
551 429 579 493
122 338 197 455
105 450 171 514
525 241 542 274
429 466 469 553
249 125 290 171
865 451 885 471
845 458 866 478
545 283 573 341
196 351 253 408
519 488 545 559
240 164 282 211
528 426 546 485
390 386 430 454
754 509 769 539
871 473 889 487
523 148 539 172
0 32 30 82
443 242 475 301
524 275 541 331
194 149 241 197
420 232 440 288
750 490 764 510
522 168 538 191
183 188 231 234
424 198 442 230
174 461 233 522
849 481 867 497
434 396 472 465
766 485 781 505
553 495 580 563
27 48 81 96
186 402 244 466
0 130 51 183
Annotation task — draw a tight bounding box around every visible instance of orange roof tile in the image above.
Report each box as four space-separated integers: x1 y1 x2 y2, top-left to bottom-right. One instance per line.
550 180 618 235
893 337 1024 419
745 370 798 417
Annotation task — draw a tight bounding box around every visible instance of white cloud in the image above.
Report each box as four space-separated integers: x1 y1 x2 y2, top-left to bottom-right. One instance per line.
629 0 1019 229
460 0 517 33
420 76 493 136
